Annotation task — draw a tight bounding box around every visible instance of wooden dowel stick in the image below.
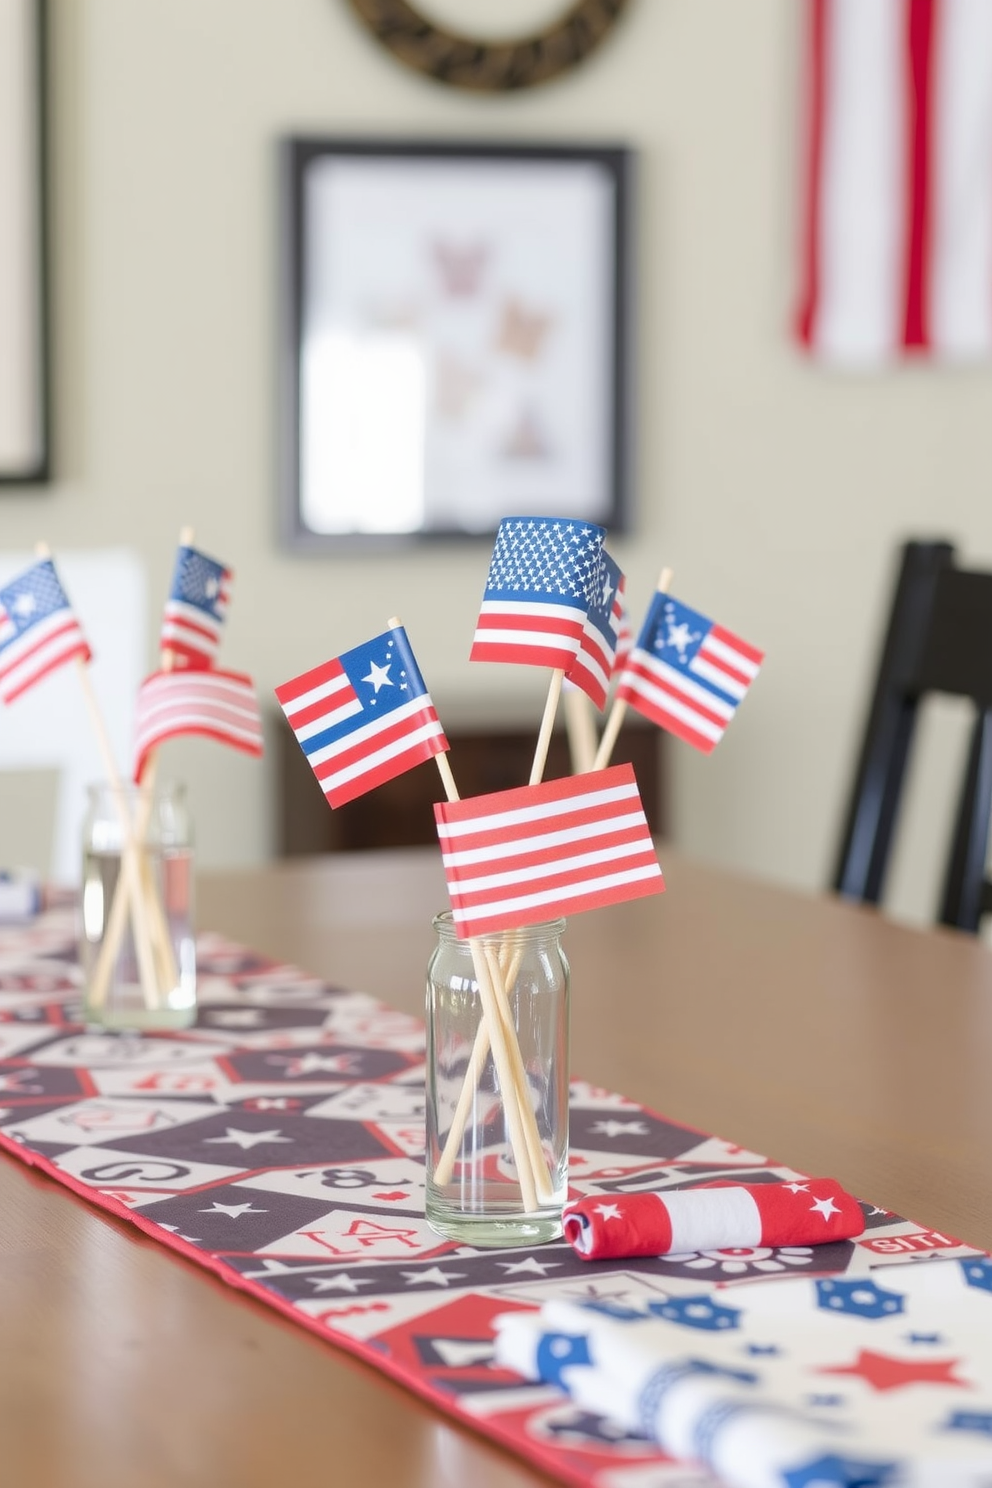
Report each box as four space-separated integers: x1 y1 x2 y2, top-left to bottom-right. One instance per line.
592 566 674 773
430 749 547 1205
529 668 565 786
75 659 161 1009
84 526 196 1010
563 685 598 775
399 604 551 1206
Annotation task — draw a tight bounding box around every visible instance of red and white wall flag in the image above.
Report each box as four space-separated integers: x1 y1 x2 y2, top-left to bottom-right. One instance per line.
797 0 992 363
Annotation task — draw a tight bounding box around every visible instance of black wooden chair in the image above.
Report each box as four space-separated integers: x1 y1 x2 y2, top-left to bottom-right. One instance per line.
833 539 992 933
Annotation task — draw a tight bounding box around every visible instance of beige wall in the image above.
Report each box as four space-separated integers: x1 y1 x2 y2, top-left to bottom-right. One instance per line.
2 0 990 926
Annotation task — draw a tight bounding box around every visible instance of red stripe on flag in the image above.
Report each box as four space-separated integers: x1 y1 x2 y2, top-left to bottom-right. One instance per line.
474 612 579 639
2 637 91 703
443 823 657 881
707 625 765 667
620 658 731 731
796 0 828 346
312 707 443 783
274 656 345 709
903 0 936 347
283 681 356 734
323 738 443 808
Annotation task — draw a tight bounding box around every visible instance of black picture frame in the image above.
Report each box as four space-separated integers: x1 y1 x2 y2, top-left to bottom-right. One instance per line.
0 0 50 486
280 138 633 549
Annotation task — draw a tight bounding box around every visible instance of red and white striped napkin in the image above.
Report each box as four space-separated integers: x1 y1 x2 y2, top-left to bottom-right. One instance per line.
562 1177 864 1260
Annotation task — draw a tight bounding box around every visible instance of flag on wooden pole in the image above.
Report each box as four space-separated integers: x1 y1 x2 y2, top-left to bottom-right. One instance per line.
0 557 91 704
614 593 763 754
434 763 664 939
133 668 263 781
275 625 448 809
160 542 232 669
469 517 605 672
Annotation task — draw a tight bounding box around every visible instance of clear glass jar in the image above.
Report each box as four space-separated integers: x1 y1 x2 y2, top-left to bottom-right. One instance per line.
79 780 196 1029
426 911 569 1247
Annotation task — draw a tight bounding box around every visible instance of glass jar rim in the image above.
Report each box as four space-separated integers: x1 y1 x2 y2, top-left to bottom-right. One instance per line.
432 909 566 942
86 778 185 799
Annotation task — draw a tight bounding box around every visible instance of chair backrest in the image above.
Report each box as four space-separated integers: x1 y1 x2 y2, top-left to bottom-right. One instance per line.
833 539 992 932
0 548 147 883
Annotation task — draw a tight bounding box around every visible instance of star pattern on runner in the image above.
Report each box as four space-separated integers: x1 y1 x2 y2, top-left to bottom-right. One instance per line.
817 1350 970 1393
202 1127 292 1150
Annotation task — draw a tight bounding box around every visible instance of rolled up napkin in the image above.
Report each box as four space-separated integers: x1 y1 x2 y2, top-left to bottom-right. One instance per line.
562 1177 864 1260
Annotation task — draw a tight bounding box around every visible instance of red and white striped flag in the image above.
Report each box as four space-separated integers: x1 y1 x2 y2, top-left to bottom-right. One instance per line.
797 0 992 363
133 668 264 781
434 763 664 940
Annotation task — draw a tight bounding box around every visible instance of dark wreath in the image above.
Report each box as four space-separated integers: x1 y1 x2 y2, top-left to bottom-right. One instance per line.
345 0 630 92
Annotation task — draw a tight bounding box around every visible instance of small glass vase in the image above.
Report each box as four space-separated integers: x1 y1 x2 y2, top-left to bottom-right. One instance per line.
425 910 569 1247
79 780 196 1030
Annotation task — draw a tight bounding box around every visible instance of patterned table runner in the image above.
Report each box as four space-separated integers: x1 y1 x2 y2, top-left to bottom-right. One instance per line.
0 906 983 1488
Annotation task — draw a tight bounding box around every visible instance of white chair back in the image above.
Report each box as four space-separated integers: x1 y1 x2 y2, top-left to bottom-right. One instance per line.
0 548 147 883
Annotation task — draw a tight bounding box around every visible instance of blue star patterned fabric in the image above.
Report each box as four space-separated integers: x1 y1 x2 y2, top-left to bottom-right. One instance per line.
494 1256 992 1485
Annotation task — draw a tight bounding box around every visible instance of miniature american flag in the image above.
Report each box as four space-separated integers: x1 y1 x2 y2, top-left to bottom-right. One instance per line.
434 763 664 940
161 543 232 669
469 516 605 672
616 593 763 754
275 625 448 810
0 558 92 705
133 668 263 781
566 548 624 711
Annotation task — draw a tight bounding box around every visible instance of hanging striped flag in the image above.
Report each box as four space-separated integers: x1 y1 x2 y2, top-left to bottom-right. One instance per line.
797 0 992 363
615 594 763 754
469 516 605 672
434 763 664 940
565 549 625 711
0 558 91 705
161 543 232 669
275 625 448 810
133 668 263 781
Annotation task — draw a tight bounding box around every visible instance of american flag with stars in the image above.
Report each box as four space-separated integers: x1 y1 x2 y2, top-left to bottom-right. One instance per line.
275 625 448 810
470 517 606 672
616 592 763 754
0 558 92 704
565 548 625 711
161 543 232 669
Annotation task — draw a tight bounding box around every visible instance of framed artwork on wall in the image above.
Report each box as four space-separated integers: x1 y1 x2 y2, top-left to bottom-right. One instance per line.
0 0 49 485
280 138 633 548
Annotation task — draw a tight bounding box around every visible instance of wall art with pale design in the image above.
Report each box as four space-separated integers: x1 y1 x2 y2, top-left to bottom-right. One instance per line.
281 140 632 546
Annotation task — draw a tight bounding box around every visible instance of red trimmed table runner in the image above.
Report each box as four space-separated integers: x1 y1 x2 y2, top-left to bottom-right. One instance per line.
0 905 983 1488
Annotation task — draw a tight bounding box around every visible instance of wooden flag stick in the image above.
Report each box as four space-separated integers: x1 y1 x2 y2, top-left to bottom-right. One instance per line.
87 527 196 1008
31 541 160 1010
563 685 598 775
75 657 162 1010
592 566 673 772
529 668 565 786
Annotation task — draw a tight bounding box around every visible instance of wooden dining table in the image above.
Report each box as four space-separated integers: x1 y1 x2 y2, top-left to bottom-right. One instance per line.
4 844 992 1488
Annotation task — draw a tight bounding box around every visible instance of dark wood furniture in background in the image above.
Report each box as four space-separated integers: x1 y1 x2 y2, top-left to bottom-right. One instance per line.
275 709 667 855
833 539 992 932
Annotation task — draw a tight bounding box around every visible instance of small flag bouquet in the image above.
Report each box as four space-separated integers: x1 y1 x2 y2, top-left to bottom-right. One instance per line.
276 514 763 1241
0 531 266 1025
